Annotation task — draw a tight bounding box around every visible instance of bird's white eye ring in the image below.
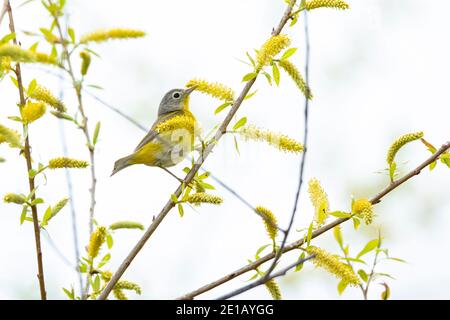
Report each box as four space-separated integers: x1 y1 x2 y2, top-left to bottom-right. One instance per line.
172 92 181 99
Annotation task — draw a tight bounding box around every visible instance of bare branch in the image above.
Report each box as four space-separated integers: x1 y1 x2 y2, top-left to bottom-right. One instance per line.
177 141 450 299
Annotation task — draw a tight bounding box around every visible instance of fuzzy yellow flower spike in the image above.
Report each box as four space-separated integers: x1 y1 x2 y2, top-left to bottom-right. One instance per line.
48 157 89 169
255 206 278 241
386 131 424 165
264 278 282 300
155 114 197 135
278 59 313 99
0 124 22 148
305 0 350 10
87 226 107 258
308 178 329 225
352 198 374 225
185 193 223 205
307 246 360 286
256 34 291 68
21 101 46 124
80 28 146 44
3 193 26 204
239 125 304 153
29 85 66 112
186 79 235 102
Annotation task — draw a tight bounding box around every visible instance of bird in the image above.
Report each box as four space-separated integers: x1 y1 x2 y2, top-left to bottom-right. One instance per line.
111 86 198 178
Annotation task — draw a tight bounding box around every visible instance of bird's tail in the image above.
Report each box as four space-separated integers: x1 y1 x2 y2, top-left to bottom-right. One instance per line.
111 154 133 177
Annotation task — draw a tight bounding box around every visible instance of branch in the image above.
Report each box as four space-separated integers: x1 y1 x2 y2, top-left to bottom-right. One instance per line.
216 254 316 300
97 0 299 300
6 0 47 300
177 140 450 299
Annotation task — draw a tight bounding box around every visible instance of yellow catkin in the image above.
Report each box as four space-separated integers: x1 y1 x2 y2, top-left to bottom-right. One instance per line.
386 131 424 165
115 280 142 295
29 85 66 112
51 198 69 217
255 206 278 241
307 246 361 286
35 52 58 65
0 44 35 62
305 0 350 10
239 125 304 153
256 34 291 68
264 278 282 300
101 271 112 281
3 193 26 204
278 59 313 99
155 114 196 134
21 101 46 123
0 124 21 148
352 198 374 225
80 51 91 76
48 157 89 169
186 79 235 101
109 221 144 230
113 288 128 300
87 226 107 258
308 178 329 225
185 193 223 205
80 28 146 44
0 56 12 71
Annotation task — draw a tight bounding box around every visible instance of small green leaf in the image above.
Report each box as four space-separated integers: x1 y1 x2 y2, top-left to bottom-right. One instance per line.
306 222 313 247
272 63 280 86
62 287 74 300
329 211 352 219
214 102 231 115
357 239 379 259
242 72 257 82
177 203 184 217
295 252 306 272
97 253 111 268
233 136 240 155
337 279 348 295
333 226 343 248
244 90 258 100
358 269 369 282
0 32 16 45
281 48 298 60
106 233 113 249
380 283 390 300
387 257 407 263
246 52 255 67
352 217 361 230
93 121 101 145
41 206 52 227
233 117 247 131
10 76 19 88
262 71 272 85
170 194 178 203
27 79 37 96
20 205 28 225
92 275 100 292
68 27 75 43
344 257 366 264
255 244 271 259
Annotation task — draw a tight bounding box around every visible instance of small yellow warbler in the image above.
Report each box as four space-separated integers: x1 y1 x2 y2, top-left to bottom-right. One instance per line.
111 86 198 176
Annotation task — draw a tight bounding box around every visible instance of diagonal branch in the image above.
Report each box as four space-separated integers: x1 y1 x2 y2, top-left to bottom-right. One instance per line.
97 0 299 300
6 0 47 299
177 140 450 299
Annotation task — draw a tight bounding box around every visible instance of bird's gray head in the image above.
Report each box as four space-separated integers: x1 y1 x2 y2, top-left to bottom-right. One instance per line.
158 87 197 116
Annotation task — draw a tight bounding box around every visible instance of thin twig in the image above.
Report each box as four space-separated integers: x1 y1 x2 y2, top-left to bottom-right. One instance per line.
0 0 7 26
216 254 316 300
97 0 299 300
6 0 47 300
177 141 450 299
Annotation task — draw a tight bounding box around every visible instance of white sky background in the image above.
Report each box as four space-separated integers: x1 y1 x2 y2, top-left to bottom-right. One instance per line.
0 0 449 299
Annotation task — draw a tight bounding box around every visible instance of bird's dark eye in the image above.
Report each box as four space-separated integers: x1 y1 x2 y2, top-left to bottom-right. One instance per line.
172 92 181 99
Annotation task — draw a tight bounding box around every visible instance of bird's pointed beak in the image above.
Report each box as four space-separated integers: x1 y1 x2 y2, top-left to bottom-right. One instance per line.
184 85 198 95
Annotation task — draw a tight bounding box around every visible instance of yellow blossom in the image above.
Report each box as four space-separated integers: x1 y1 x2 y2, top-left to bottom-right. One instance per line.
0 124 21 148
352 198 374 225
80 51 91 76
278 59 313 99
48 157 89 169
155 114 196 135
80 28 146 44
256 34 291 68
186 79 235 102
255 206 278 241
109 221 144 230
307 246 360 286
305 0 350 10
21 101 46 123
29 85 66 112
3 193 26 204
185 193 223 205
386 131 424 165
264 278 282 300
239 125 304 153
87 226 107 258
308 178 329 225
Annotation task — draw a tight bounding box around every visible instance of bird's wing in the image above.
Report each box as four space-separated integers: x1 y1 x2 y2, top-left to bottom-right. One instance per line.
133 111 181 152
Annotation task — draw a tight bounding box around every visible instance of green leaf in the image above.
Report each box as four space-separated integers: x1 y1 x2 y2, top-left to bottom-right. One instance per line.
92 275 100 292
337 279 348 295
333 226 343 248
97 253 111 268
62 287 74 300
357 239 379 259
244 90 258 100
281 48 297 60
31 198 44 206
306 222 313 247
344 257 366 264
178 203 184 217
214 102 231 115
295 252 306 272
387 257 407 263
272 63 280 86
352 217 361 230
262 71 272 85
358 269 369 282
233 136 240 155
8 116 23 122
246 52 255 67
242 72 257 82
41 206 52 227
10 76 19 88
0 32 16 45
198 181 215 190
20 205 28 225
329 211 352 219
79 263 87 273
68 27 76 43
93 121 101 145
106 233 113 249
429 161 437 171
27 79 37 96
381 283 390 300
233 117 247 131
255 244 271 259
198 172 210 180
170 194 178 203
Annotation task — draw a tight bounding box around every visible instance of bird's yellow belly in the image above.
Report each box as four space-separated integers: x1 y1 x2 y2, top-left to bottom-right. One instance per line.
130 131 194 167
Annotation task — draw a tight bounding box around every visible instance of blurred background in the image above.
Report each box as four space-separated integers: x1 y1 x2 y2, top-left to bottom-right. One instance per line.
0 0 449 299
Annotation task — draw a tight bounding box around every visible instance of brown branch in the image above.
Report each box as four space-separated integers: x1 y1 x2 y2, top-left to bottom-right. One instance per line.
97 0 299 300
6 0 47 300
177 140 450 299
